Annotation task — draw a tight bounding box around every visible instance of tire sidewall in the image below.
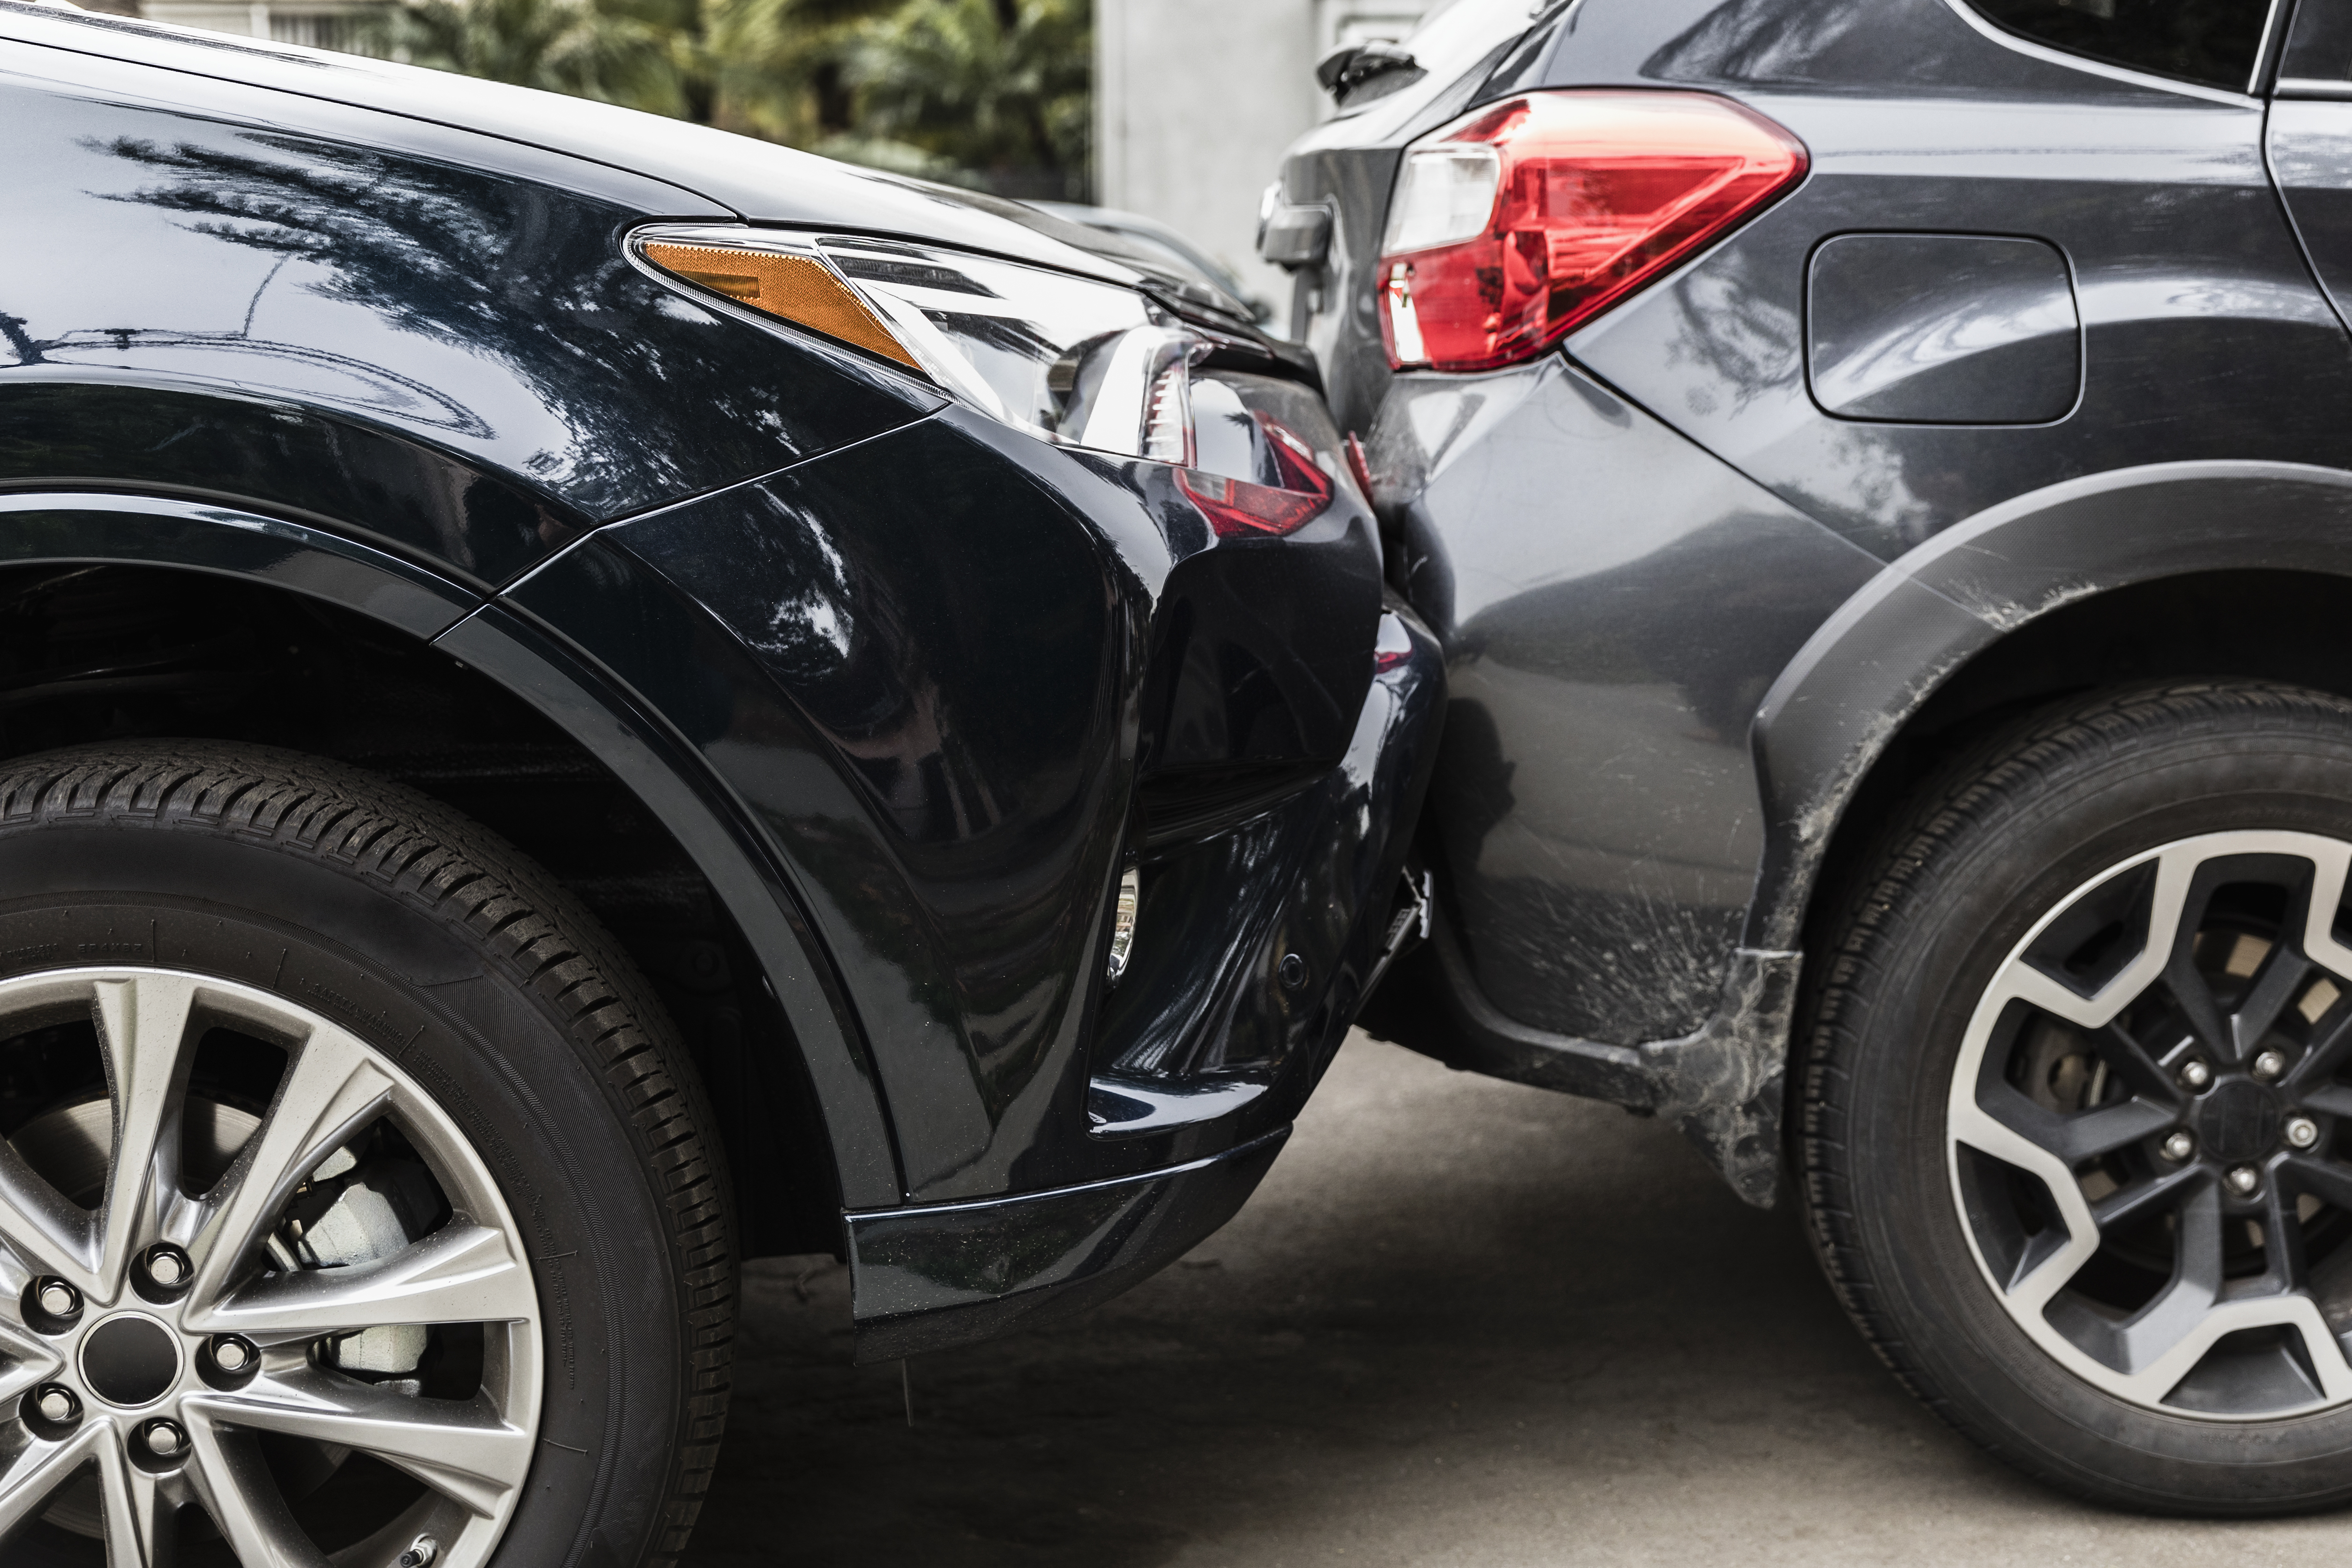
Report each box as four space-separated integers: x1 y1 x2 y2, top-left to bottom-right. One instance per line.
1829 716 2352 1508
0 818 681 1565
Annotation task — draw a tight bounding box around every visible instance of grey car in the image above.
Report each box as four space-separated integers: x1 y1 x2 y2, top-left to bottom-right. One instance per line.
1269 0 2352 1514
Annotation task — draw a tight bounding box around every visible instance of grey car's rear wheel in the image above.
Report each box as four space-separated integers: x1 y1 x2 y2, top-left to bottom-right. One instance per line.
1803 683 2352 1511
0 743 733 1565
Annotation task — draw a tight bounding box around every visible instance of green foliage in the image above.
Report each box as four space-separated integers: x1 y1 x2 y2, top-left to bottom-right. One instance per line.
391 0 667 98
835 0 1090 187
392 0 1091 195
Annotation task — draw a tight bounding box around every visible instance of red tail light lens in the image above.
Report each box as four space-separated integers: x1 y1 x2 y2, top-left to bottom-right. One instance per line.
1379 90 1807 373
1178 414 1335 539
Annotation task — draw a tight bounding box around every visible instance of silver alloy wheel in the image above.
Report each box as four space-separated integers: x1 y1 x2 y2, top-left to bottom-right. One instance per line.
1949 830 2352 1419
0 968 543 1565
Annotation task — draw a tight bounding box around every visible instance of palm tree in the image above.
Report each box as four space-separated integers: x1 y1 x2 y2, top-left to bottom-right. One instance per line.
838 0 1089 197
392 0 667 100
392 0 1092 199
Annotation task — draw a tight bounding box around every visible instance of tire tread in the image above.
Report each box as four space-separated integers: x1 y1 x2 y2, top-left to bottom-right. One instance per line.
0 740 734 1566
1800 680 2352 1511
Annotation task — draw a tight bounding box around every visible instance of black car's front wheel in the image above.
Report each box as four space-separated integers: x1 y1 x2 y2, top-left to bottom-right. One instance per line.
1804 682 2352 1511
0 743 732 1566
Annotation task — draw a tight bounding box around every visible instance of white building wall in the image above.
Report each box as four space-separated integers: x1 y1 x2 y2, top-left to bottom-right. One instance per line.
1096 0 1428 318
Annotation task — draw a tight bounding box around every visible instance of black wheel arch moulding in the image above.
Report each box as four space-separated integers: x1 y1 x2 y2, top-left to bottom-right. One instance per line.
1754 464 2352 1173
1389 460 2352 1209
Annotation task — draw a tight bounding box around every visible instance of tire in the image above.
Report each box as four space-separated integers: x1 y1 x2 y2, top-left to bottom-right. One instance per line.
0 741 732 1566
1802 681 2352 1513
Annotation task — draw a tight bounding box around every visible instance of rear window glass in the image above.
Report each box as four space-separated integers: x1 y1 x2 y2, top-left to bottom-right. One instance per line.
1966 0 2272 90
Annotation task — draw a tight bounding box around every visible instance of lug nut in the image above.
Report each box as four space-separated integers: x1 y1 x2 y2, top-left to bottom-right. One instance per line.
33 1385 78 1425
2180 1058 2214 1092
2255 1049 2289 1082
2162 1129 2197 1162
2288 1116 2322 1150
211 1336 254 1374
35 1280 79 1320
142 1246 190 1292
141 1420 185 1459
2227 1164 2262 1196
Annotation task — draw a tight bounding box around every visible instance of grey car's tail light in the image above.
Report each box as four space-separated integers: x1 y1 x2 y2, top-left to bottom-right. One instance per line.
1379 90 1807 373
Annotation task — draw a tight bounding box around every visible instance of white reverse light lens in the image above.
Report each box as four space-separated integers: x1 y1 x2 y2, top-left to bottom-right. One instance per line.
1383 145 1502 254
820 236 1201 462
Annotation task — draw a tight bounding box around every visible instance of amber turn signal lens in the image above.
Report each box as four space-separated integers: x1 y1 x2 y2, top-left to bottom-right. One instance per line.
641 241 921 371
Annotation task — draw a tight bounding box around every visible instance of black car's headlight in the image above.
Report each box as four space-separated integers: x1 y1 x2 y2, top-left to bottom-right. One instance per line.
635 225 1200 466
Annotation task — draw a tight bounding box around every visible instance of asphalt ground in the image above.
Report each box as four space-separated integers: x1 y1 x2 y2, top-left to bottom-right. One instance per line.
680 1033 2352 1567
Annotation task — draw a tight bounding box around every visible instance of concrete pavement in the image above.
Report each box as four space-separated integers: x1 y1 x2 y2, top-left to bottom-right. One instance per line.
682 1033 2352 1567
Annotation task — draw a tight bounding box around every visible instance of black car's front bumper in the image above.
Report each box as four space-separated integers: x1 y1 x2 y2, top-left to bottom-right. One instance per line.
848 591 1443 1358
504 391 1446 1358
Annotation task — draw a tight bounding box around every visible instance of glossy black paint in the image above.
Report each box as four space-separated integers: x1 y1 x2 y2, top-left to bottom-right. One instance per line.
0 4 1438 1346
850 1128 1288 1362
0 491 472 638
1280 0 2352 1198
510 401 1400 1203
435 599 905 1210
0 36 940 583
0 1 1265 325
856 594 1442 1353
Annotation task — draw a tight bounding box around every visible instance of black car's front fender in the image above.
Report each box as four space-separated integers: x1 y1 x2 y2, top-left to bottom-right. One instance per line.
0 489 905 1214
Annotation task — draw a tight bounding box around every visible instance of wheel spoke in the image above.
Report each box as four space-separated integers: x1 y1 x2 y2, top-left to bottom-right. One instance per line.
0 1422 105 1538
0 1316 64 1406
0 1141 97 1295
93 975 199 1302
2298 1081 2352 1120
1950 1101 2101 1309
2252 1174 2309 1296
2158 948 2238 1064
2230 944 2314 1059
2090 1162 2205 1237
180 1416 324 1568
189 1374 534 1518
98 1434 179 1568
188 1221 536 1343
2090 1020 2182 1103
1955 832 2352 1418
2109 1182 2225 1377
1981 1086 2173 1166
2282 1152 2352 1211
2055 1099 2175 1164
183 1024 395 1312
2298 838 2352 986
0 962 547 1563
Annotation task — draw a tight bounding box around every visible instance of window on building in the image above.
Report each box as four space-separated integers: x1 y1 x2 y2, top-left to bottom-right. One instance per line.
1967 0 2273 90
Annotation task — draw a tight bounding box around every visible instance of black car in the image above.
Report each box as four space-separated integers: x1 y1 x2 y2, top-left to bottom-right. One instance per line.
0 6 1442 1561
1272 0 2352 1516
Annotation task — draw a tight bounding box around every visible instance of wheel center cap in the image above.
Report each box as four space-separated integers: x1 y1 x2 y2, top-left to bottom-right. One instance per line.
2200 1079 2283 1163
80 1313 181 1408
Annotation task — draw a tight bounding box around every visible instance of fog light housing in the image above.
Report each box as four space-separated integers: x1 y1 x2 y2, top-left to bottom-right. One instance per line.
1107 866 1141 983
